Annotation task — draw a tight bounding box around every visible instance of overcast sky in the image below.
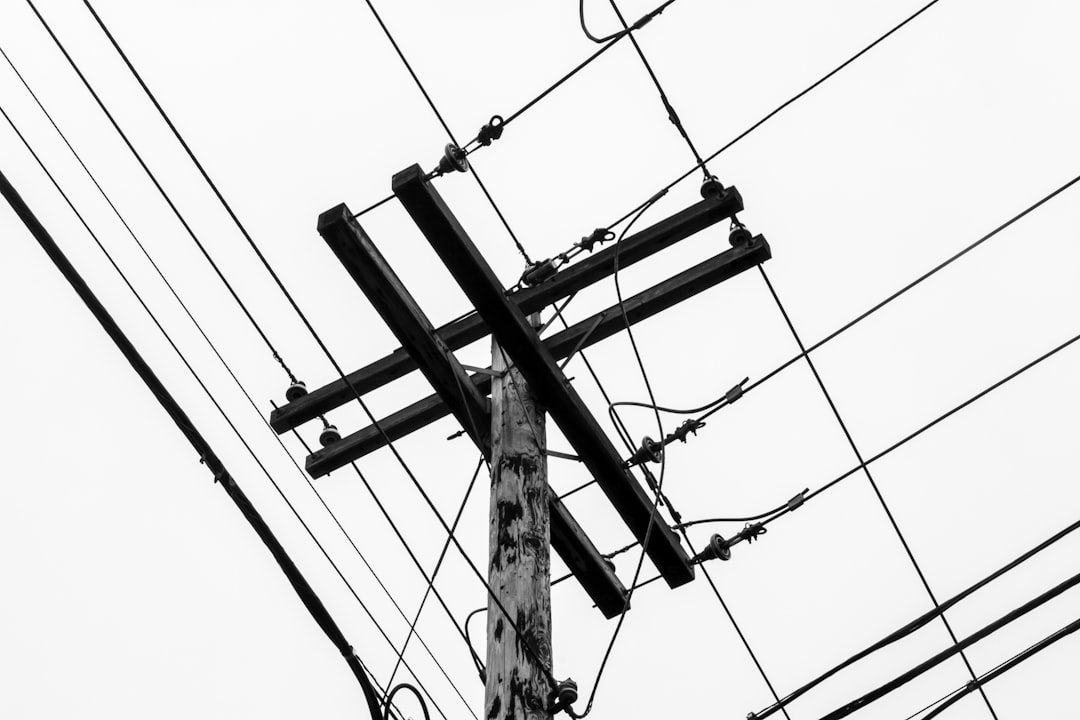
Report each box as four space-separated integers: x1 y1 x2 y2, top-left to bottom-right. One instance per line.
2 1 1079 719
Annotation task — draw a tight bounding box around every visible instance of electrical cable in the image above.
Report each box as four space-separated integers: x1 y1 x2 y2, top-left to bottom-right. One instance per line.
557 195 668 718
603 0 710 176
758 265 1000 719
384 683 432 720
918 615 1080 720
752 512 1080 719
68 0 556 685
0 163 396 720
0 103 454 720
0 38 475 716
384 456 486 694
24 0 300 385
603 0 944 233
815 567 1080 720
356 0 533 264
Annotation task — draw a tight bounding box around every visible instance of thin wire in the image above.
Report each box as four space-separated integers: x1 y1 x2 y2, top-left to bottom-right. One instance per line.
0 103 452 720
24 0 299 384
0 36 473 714
605 0 709 176
753 512 1080 719
357 0 532 264
385 456 486 693
758 265 1000 720
605 0 944 232
76 0 549 677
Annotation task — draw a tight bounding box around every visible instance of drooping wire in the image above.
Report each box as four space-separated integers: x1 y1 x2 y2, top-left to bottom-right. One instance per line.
0 103 451 720
751 512 1080 719
24 0 301 384
0 35 473 715
578 0 679 44
758 265 1000 719
72 0 556 683
603 0 944 233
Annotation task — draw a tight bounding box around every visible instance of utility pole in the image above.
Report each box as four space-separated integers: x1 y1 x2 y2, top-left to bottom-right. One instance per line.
485 328 553 720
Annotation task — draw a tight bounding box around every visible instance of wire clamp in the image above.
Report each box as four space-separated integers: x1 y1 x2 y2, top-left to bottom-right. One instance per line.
578 228 614 253
670 418 705 443
521 258 559 286
726 377 749 404
548 678 579 714
477 115 505 146
787 489 807 512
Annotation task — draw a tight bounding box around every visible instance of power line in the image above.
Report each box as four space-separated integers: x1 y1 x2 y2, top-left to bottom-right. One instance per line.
750 512 1080 718
604 0 944 232
66 0 554 685
758 265 1001 719
603 0 710 177
0 141 395 720
358 0 532 264
0 103 453 720
0 35 475 716
23 0 300 385
919 615 1080 720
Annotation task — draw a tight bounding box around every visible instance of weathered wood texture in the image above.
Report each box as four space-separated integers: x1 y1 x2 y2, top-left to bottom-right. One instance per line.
394 163 694 589
486 338 553 720
269 187 742 433
304 233 771 473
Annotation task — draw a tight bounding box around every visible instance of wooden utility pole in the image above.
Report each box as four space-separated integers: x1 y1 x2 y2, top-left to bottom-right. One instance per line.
485 329 553 720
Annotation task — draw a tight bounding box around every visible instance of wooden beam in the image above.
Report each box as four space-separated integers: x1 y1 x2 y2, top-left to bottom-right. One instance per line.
318 204 627 618
270 187 742 433
316 204 491 455
392 163 695 589
306 233 771 474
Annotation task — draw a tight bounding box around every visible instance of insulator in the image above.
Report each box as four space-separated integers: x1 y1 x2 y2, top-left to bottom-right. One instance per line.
602 557 616 573
319 424 341 447
627 435 663 466
285 380 308 402
700 175 725 199
521 259 558 286
550 678 579 713
707 533 732 562
437 143 469 175
728 225 753 247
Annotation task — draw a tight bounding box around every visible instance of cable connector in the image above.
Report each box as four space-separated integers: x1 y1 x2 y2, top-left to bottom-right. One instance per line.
521 258 559 286
787 488 808 512
549 678 579 714
477 115 504 146
578 228 614 253
726 377 749 404
669 418 705 443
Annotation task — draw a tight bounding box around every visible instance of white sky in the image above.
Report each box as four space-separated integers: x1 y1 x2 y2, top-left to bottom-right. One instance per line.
2 1 1078 719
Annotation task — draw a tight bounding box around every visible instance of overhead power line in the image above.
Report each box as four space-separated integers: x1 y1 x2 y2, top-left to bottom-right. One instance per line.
0 165 388 720
758 266 1000 719
0 103 450 720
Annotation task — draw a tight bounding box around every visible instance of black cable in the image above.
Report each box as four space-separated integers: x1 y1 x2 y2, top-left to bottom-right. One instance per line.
24 0 300 384
604 0 709 176
758 265 1000 720
385 456 486 693
578 0 678 44
752 512 1080 719
816 568 1080 720
357 0 532 264
0 104 453 720
919 615 1080 720
605 0 944 232
384 684 432 720
75 0 556 680
463 607 487 680
0 164 389 720
0 36 474 714
806 327 1080 507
